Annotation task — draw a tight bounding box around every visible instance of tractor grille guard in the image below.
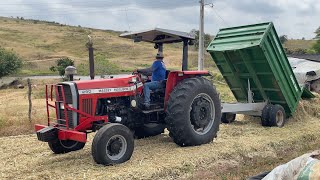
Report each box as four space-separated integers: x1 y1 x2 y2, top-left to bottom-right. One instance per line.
45 84 95 130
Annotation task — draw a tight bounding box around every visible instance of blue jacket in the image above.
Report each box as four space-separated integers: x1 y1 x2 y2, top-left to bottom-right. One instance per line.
152 60 166 81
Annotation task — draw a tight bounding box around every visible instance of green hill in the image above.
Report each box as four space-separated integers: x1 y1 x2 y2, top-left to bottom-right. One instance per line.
0 17 316 76
0 17 213 76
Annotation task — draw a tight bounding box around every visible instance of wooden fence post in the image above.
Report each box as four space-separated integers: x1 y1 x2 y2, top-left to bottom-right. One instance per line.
27 78 32 122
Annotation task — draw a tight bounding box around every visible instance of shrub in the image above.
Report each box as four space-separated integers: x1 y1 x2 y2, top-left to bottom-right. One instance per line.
0 48 22 78
313 40 320 53
49 58 74 77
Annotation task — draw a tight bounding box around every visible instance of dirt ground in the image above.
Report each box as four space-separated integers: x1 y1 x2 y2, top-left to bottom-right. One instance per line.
1 97 320 179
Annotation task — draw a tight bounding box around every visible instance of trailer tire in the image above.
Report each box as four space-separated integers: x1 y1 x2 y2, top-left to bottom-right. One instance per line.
134 123 165 139
165 77 221 147
268 104 286 127
221 113 236 123
261 104 272 127
92 123 134 165
48 140 85 154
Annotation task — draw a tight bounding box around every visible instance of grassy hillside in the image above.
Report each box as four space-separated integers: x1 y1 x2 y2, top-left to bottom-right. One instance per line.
0 17 214 76
284 39 317 51
0 17 316 76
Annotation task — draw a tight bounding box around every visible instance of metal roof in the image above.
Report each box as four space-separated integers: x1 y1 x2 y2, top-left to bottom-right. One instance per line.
119 28 195 43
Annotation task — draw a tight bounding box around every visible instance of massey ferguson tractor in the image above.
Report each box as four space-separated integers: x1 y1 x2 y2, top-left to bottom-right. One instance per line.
35 28 222 165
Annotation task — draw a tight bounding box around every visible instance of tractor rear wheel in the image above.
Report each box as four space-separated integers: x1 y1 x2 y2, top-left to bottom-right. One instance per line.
92 123 134 165
134 123 165 139
165 77 221 147
221 113 236 123
48 140 85 154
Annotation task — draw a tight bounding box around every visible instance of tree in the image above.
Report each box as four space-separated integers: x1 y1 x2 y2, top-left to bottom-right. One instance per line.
315 26 320 39
312 26 320 53
0 48 22 78
190 29 214 50
313 41 320 53
279 35 288 44
50 58 74 77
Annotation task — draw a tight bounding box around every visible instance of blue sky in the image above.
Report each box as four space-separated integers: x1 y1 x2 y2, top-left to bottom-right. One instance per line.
0 0 319 39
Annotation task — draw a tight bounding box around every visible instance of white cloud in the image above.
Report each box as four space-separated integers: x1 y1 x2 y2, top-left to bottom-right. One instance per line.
0 0 319 39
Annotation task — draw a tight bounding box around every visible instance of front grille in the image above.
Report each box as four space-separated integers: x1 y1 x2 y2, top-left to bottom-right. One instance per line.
59 109 74 128
56 84 74 128
82 99 93 116
57 85 73 104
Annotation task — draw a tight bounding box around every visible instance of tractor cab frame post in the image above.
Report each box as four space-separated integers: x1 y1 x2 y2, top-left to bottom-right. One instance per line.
182 39 189 71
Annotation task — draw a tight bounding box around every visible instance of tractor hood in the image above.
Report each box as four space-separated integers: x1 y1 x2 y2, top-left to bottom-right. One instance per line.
74 75 140 94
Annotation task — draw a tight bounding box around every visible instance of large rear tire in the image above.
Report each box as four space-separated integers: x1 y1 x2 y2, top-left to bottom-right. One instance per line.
134 123 165 139
48 140 85 154
92 123 134 165
165 77 221 147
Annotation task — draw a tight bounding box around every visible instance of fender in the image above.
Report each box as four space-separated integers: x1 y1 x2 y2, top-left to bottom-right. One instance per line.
164 70 211 108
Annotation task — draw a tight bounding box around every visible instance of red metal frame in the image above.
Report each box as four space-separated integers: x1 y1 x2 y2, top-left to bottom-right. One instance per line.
36 84 107 142
164 71 210 108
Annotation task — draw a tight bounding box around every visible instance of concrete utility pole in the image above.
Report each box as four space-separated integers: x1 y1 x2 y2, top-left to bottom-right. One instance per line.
198 0 205 70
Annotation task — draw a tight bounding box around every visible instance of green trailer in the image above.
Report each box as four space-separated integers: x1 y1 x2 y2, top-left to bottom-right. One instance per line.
207 22 313 127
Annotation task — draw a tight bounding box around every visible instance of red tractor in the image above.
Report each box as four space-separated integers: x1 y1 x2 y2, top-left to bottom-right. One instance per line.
35 28 222 165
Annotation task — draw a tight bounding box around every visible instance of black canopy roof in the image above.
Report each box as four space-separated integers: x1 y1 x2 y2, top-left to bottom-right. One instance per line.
119 28 195 44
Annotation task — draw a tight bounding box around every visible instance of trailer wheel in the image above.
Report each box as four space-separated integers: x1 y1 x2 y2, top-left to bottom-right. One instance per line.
261 104 272 127
92 123 134 165
221 113 236 123
165 77 221 147
268 104 286 127
134 123 165 139
48 140 85 154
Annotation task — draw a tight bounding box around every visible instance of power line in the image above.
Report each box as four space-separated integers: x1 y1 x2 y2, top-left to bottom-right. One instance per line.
211 6 229 26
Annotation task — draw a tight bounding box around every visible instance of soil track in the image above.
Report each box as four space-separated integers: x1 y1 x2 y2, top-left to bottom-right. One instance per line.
1 99 320 179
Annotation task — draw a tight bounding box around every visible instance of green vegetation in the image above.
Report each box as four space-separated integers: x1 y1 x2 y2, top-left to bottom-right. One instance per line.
77 54 120 75
279 35 288 44
191 29 213 50
313 26 320 53
0 47 22 78
49 57 74 76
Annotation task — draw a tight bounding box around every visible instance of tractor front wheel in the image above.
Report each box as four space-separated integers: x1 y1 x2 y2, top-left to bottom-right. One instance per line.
48 140 85 154
92 123 134 165
165 77 221 147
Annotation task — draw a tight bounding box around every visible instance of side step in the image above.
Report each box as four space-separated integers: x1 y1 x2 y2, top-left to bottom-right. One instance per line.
36 126 58 142
142 108 164 114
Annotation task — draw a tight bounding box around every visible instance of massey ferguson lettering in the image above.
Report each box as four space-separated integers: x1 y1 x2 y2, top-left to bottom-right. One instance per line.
78 84 142 95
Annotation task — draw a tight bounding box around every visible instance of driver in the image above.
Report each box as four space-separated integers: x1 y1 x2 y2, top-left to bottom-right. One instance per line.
143 52 167 109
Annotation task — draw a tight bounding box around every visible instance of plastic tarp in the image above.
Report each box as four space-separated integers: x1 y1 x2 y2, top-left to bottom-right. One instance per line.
250 150 320 180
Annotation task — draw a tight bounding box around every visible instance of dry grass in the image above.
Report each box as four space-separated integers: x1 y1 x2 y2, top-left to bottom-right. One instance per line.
0 82 320 179
0 79 60 136
0 17 218 75
284 39 317 51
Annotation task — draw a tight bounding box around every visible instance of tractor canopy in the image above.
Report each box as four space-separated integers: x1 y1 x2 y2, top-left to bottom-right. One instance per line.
119 28 195 44
120 28 195 71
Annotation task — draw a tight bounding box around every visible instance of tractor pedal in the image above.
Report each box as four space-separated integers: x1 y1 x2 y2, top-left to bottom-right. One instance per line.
36 126 58 142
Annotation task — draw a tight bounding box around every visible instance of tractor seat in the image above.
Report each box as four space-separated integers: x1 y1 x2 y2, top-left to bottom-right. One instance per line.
153 80 167 93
